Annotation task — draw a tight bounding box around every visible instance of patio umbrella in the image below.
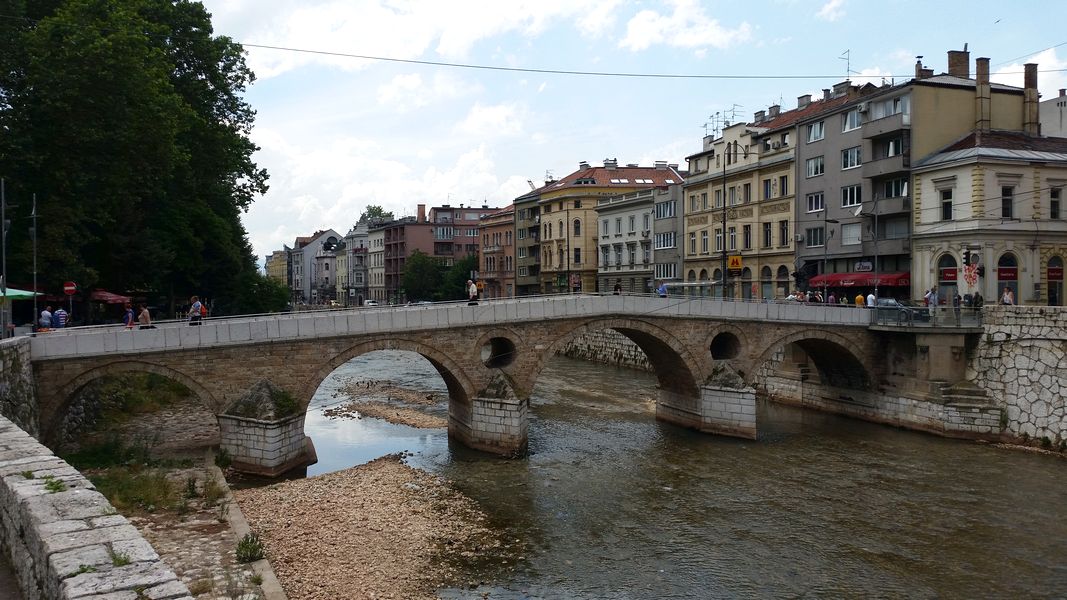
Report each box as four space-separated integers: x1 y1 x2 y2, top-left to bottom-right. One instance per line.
90 289 132 304
0 287 40 300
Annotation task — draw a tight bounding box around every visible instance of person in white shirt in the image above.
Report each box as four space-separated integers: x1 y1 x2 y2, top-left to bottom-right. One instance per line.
866 292 876 307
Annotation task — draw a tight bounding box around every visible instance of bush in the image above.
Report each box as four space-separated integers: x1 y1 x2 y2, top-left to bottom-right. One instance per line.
215 448 232 469
88 469 175 513
235 532 265 563
271 389 299 419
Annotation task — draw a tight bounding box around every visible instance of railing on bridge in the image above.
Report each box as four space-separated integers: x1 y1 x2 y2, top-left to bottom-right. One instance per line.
871 305 984 328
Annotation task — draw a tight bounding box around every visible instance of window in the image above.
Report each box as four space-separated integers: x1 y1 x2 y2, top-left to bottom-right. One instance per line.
841 185 862 208
627 215 636 233
518 228 526 240
763 179 772 200
654 232 676 249
518 266 529 277
806 227 825 247
743 225 752 250
842 108 861 131
654 263 678 279
643 213 651 231
574 199 582 209
807 192 825 213
743 183 751 204
615 217 622 235
601 219 609 237
884 178 908 198
690 194 698 212
573 248 581 264
715 229 723 251
886 137 903 157
701 192 708 210
941 189 953 221
779 220 789 246
807 121 825 142
689 232 697 253
628 245 636 264
841 146 861 170
518 247 527 258
1002 186 1014 219
762 222 772 248
1053 188 1062 220
779 175 788 197
700 231 709 253
806 156 825 178
715 190 723 208
884 217 909 239
728 227 737 250
841 223 861 245
729 186 737 206
654 201 676 219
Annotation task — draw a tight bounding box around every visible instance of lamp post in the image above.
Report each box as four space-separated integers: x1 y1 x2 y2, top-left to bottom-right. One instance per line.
822 214 840 301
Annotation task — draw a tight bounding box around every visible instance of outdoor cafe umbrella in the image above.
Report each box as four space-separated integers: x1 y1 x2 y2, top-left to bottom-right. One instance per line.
90 289 132 304
0 287 40 300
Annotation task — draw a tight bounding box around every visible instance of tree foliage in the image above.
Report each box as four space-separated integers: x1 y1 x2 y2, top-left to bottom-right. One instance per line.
358 205 393 223
442 255 478 301
401 250 443 301
0 0 268 314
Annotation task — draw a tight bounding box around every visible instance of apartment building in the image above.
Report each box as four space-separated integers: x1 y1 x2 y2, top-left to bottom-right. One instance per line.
539 159 684 293
596 188 655 293
651 182 686 289
429 203 494 267
264 249 288 285
367 224 386 303
513 185 543 296
288 229 340 304
1040 88 1067 138
479 204 516 298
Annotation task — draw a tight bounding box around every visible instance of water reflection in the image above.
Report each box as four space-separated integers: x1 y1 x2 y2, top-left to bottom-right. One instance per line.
307 350 1067 598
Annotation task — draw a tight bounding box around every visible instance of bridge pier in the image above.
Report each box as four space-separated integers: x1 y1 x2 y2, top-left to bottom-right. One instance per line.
655 385 757 440
448 396 529 456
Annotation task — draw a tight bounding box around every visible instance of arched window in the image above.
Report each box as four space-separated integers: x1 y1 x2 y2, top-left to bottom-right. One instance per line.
741 267 753 299
761 266 773 300
937 254 958 305
998 252 1019 303
1048 256 1064 306
558 221 564 238
573 219 581 237
688 269 697 282
700 269 709 281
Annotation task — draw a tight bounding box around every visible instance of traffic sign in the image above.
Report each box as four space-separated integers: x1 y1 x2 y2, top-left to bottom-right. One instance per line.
728 255 743 270
63 281 77 295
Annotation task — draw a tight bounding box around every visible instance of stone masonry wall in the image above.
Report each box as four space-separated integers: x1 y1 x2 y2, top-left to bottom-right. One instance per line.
218 413 309 476
556 329 652 372
0 337 39 437
969 306 1067 444
0 415 191 599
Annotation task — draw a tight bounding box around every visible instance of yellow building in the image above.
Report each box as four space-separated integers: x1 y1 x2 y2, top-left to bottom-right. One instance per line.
538 159 683 293
265 249 288 285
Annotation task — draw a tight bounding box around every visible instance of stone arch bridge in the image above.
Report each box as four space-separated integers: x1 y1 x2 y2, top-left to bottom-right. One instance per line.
27 296 963 458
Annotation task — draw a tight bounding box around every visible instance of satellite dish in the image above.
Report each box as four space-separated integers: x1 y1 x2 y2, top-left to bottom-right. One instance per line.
853 204 864 217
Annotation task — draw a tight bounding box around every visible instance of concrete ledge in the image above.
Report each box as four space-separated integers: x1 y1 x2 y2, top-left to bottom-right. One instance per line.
0 415 191 600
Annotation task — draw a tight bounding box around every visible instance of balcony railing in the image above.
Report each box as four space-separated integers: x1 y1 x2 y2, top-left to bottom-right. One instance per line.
862 153 909 178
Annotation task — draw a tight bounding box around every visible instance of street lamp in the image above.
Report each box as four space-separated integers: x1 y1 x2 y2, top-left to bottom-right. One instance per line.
822 214 840 301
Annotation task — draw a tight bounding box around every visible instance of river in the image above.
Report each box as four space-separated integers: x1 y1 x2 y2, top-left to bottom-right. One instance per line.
305 350 1067 598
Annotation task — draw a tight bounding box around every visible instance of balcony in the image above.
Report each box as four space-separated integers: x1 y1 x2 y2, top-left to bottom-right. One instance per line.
862 153 908 179
869 194 911 217
862 111 910 138
483 245 503 254
861 236 909 257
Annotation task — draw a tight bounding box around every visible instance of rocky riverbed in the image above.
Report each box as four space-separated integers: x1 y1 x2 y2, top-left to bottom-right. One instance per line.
323 378 448 428
233 455 511 600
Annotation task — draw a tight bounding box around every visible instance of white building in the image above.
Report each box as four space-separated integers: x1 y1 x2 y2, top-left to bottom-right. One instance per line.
1040 88 1067 138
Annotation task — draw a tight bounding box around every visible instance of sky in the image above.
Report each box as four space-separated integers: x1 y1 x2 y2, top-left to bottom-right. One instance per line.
195 0 1067 264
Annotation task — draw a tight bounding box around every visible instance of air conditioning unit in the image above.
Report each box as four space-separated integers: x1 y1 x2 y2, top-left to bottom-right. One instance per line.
858 101 869 113
794 234 805 242
771 141 781 149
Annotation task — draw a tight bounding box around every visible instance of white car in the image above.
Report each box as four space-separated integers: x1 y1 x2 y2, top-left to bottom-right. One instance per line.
363 300 379 307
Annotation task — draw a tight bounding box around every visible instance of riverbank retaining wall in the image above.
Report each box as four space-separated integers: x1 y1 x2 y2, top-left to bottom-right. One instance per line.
556 329 653 372
0 415 191 599
0 337 39 437
970 306 1067 445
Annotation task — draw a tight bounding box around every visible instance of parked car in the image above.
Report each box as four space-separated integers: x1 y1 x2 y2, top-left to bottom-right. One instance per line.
876 297 929 323
363 300 379 307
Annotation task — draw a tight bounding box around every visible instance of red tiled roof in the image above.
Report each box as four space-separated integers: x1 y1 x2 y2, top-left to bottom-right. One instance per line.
546 164 685 190
756 94 854 131
943 130 1067 153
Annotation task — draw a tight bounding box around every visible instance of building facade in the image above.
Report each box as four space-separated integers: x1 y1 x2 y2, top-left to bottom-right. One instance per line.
479 204 516 299
539 159 684 294
596 189 655 293
1040 88 1067 138
429 204 494 267
383 216 433 304
513 186 543 295
367 224 386 303
264 250 288 285
289 229 340 304
652 183 686 288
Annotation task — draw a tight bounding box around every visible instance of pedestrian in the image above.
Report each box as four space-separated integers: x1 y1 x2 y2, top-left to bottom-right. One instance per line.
866 291 876 308
1001 287 1014 305
613 282 622 295
827 292 836 305
656 281 668 298
814 291 824 303
137 304 155 330
122 302 135 328
39 305 53 330
973 290 985 310
925 286 938 318
854 292 864 307
189 295 203 325
467 280 478 305
953 292 962 324
52 306 68 329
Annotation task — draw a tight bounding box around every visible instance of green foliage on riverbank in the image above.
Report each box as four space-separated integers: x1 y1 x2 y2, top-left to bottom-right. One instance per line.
89 468 176 513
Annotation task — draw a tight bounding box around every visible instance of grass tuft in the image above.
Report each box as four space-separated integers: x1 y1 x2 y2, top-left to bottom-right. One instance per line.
235 532 265 563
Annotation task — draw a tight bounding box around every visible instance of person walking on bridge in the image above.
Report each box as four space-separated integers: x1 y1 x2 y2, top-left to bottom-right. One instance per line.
467 280 478 305
189 295 203 326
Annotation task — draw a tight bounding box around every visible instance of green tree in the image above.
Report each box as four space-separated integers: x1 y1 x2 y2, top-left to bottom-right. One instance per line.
0 0 267 315
358 205 393 222
401 250 443 301
442 255 478 301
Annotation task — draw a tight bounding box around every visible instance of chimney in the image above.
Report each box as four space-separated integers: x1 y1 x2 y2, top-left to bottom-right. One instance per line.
797 94 811 109
654 160 668 170
915 57 924 79
579 160 590 170
1024 63 1039 135
417 204 426 222
768 104 780 118
832 81 851 97
1060 88 1066 97
822 88 831 100
975 57 991 133
604 158 618 169
754 110 765 124
947 47 970 78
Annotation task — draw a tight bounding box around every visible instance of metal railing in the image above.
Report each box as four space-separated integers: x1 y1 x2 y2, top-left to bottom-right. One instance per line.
871 305 984 328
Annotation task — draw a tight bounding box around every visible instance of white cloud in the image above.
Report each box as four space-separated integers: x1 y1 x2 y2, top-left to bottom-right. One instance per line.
376 72 477 112
816 0 846 22
619 0 753 52
991 48 1067 99
454 103 526 137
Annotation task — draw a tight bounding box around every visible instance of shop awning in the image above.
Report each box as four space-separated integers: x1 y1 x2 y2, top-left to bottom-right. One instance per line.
90 289 132 304
807 271 910 287
0 287 40 300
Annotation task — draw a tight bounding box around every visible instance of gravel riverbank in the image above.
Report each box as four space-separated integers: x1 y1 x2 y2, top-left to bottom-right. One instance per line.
233 455 506 599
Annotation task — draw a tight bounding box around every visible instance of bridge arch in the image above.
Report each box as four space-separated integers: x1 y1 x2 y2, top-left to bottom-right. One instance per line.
705 323 752 363
537 318 707 399
300 337 480 411
46 360 220 445
748 328 872 390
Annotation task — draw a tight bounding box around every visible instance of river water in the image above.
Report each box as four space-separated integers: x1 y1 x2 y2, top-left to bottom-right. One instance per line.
306 351 1067 599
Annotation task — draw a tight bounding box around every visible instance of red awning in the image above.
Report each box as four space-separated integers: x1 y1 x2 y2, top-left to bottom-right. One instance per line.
807 271 910 287
90 289 132 304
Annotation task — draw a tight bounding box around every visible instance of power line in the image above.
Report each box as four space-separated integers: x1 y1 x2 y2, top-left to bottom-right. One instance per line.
993 41 1067 67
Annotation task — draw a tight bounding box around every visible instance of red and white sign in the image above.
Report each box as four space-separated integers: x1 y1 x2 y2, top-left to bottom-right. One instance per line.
1049 267 1064 280
939 268 958 281
63 281 77 295
997 267 1018 281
